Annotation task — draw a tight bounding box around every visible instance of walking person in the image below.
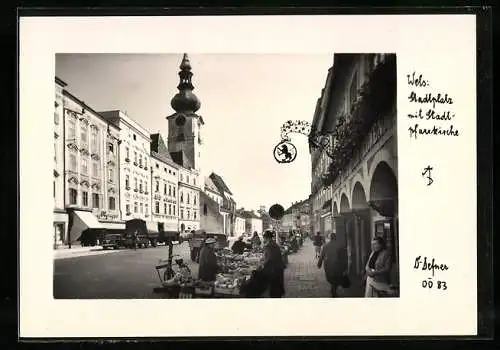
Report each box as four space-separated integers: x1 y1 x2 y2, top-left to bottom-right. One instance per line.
260 230 285 298
313 231 325 259
364 236 392 297
317 233 349 297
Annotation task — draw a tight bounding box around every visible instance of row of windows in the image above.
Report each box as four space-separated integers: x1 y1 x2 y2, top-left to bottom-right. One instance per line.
154 162 177 176
154 180 177 197
125 147 148 168
179 173 196 186
125 202 149 215
179 208 197 221
125 175 149 192
179 190 197 205
153 201 178 217
68 188 116 210
69 153 115 181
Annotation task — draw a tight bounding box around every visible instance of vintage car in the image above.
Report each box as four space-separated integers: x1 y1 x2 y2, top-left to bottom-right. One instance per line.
100 233 125 249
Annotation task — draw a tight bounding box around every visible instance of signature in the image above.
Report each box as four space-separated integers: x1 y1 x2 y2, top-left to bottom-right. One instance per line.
413 256 449 277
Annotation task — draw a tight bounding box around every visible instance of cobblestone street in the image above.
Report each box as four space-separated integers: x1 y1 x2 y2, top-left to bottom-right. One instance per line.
53 239 352 298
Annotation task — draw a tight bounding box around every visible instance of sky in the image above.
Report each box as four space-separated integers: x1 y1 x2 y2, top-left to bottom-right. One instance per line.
56 53 333 211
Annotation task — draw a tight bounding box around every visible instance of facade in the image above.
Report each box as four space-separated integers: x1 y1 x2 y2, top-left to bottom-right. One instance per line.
150 133 180 234
281 199 310 233
199 191 224 233
234 216 246 236
61 85 121 245
176 166 200 232
257 206 273 231
309 53 398 295
53 78 68 247
208 172 236 236
238 210 263 234
99 110 152 223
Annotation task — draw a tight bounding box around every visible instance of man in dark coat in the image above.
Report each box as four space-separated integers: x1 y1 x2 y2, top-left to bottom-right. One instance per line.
317 233 348 297
198 238 218 282
232 235 247 254
261 230 285 298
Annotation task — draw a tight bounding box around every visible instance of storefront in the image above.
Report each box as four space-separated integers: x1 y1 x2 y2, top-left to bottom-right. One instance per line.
68 209 104 246
53 210 68 248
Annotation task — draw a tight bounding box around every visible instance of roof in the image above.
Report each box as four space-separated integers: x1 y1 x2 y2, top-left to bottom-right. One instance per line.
169 150 193 169
209 172 232 195
55 76 68 87
204 176 221 195
150 133 178 167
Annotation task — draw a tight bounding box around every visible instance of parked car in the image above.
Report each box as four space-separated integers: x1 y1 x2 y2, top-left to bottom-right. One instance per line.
101 233 124 250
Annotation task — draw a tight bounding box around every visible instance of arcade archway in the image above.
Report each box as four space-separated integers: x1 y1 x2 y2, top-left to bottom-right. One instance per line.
339 193 350 213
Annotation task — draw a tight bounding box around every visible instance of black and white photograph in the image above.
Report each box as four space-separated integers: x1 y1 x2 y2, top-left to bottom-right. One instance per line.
53 52 398 299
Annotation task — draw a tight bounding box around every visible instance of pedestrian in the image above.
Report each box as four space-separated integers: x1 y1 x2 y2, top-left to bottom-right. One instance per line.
260 230 285 298
198 237 219 282
313 231 324 259
364 236 392 297
251 231 261 250
232 235 246 254
133 230 138 250
317 233 348 297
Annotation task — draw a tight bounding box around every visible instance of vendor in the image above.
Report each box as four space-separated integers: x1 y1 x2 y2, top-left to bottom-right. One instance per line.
232 235 246 254
251 231 261 249
198 237 218 282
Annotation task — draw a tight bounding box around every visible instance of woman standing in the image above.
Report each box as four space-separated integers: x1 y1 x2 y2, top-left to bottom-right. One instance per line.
364 236 392 297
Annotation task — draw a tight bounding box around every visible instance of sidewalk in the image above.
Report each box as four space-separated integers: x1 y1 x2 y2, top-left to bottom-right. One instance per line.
53 245 121 260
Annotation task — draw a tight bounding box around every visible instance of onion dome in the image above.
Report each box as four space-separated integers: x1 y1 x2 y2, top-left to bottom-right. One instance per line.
171 53 201 113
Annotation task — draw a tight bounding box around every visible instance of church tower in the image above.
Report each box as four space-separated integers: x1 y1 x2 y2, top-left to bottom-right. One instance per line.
167 54 204 174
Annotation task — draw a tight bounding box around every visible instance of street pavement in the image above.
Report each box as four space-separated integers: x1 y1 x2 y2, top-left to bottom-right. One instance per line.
54 239 344 299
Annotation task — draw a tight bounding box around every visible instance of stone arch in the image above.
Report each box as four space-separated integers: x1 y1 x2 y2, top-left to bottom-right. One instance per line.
367 148 397 200
351 181 368 209
369 161 398 204
339 193 350 213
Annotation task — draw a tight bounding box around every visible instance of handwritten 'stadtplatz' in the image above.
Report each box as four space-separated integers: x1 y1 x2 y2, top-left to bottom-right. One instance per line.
406 72 460 140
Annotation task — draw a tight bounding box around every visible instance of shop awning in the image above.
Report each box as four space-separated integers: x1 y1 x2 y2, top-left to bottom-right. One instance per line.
163 221 178 233
70 210 103 241
146 221 159 234
100 222 126 230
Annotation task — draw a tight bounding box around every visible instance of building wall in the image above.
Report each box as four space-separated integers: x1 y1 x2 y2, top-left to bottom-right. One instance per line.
151 156 179 231
178 168 200 231
62 94 120 223
199 191 224 233
245 218 263 234
113 112 152 222
234 217 246 235
53 81 67 246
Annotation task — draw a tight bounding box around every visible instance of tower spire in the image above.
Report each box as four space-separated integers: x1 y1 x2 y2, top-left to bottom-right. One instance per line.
171 53 201 113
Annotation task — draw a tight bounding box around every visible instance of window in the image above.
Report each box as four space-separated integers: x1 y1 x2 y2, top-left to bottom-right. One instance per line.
134 151 137 163
108 167 114 182
68 120 76 139
134 177 138 190
180 191 184 203
126 147 130 158
125 175 130 188
173 206 176 216
139 155 142 167
187 194 190 204
145 181 148 192
81 159 88 174
91 130 98 152
180 174 184 182
92 161 98 178
92 193 99 208
173 187 176 197
107 142 114 154
155 181 159 192
187 175 190 183
203 204 208 216
193 211 197 220
69 154 77 172
69 188 77 205
140 203 143 213
145 204 149 215
126 204 130 214
156 163 159 168
108 197 116 210
80 127 88 145
164 203 167 214
144 159 147 169
168 204 172 215
82 191 88 207
180 209 184 219
134 202 138 213
164 184 167 195
194 195 197 205
54 143 57 162
139 180 143 192
133 134 136 140
155 201 160 213
187 210 190 220
168 185 172 196
194 178 196 185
